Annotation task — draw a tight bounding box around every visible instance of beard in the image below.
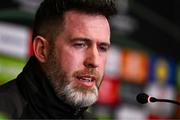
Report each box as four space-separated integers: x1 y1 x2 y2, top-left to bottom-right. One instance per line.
44 47 102 107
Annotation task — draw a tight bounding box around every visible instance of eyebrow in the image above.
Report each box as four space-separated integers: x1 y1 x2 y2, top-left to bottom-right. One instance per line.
69 37 110 46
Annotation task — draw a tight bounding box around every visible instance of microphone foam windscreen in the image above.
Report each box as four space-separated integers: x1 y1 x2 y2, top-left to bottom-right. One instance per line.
136 93 149 104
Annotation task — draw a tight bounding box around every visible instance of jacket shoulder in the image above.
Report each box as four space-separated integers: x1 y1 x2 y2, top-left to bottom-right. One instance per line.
0 80 25 118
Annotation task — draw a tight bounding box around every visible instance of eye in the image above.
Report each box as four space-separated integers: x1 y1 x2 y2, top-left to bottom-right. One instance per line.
73 41 86 48
99 45 109 52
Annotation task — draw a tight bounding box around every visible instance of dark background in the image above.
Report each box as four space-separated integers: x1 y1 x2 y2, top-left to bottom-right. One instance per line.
129 0 180 61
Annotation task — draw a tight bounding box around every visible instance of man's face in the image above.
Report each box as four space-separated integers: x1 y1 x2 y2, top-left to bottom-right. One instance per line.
45 10 110 107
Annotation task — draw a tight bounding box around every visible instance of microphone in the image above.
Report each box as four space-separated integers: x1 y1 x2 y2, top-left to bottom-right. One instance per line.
136 93 180 105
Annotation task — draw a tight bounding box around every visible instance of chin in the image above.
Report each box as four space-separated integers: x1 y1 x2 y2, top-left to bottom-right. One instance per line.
64 83 98 107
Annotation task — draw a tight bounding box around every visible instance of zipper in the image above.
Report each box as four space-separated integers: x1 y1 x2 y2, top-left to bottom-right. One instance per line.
73 108 81 116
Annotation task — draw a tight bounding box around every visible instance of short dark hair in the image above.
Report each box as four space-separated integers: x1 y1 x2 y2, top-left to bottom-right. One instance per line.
32 0 118 42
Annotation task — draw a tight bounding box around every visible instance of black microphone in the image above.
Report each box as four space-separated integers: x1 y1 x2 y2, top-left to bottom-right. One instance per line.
136 93 180 105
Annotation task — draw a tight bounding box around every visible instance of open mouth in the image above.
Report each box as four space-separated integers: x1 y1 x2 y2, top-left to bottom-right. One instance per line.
77 75 96 82
75 75 96 87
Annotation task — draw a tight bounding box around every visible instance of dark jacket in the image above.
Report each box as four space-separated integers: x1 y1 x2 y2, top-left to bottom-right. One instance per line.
0 56 93 119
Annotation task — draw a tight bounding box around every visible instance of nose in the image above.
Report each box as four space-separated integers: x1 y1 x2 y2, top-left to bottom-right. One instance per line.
84 46 100 68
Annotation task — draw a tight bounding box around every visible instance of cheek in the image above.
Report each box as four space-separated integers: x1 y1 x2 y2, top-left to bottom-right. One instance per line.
98 58 107 78
101 57 108 70
60 51 84 73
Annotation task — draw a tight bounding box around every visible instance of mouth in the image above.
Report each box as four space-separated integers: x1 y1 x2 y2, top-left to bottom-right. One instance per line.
76 75 96 87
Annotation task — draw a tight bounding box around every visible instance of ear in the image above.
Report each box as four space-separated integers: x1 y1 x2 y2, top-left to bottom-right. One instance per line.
33 36 48 63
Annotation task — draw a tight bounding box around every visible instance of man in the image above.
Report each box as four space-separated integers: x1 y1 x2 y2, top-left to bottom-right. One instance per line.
0 0 117 119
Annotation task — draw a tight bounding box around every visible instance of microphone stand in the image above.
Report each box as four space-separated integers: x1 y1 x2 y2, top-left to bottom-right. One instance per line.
150 97 180 105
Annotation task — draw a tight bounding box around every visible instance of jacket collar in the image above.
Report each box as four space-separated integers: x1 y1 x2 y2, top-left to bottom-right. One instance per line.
17 56 88 119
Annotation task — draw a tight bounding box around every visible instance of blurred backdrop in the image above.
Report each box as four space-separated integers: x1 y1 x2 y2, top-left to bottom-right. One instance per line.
1 0 180 119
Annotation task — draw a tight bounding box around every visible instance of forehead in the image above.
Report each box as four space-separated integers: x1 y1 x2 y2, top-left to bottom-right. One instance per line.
61 10 110 43
64 10 109 30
